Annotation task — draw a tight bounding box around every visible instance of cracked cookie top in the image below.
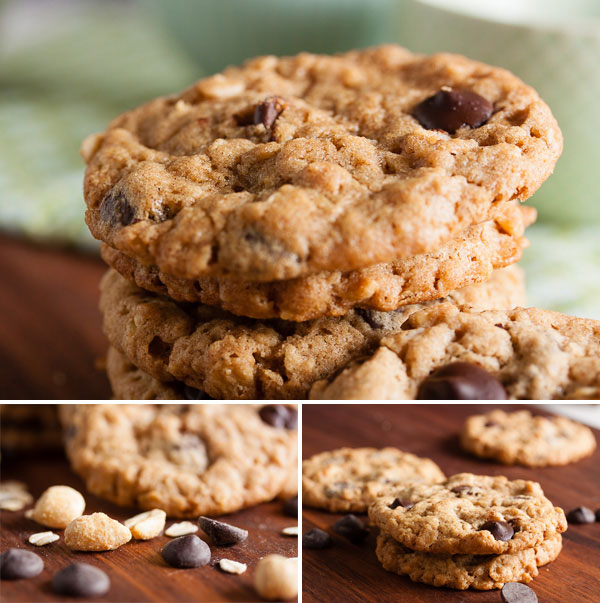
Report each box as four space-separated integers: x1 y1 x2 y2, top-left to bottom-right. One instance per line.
83 45 561 281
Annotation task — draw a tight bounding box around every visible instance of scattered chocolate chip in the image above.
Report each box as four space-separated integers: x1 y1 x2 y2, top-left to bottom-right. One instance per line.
417 362 507 400
303 528 333 550
412 88 493 133
389 498 413 510
596 508 600 522
198 517 248 546
182 385 213 400
161 535 211 568
332 515 369 544
99 190 138 226
283 495 298 518
253 96 286 129
0 549 43 580
451 485 472 495
501 581 538 603
566 506 596 524
52 563 110 597
479 520 514 541
259 405 297 429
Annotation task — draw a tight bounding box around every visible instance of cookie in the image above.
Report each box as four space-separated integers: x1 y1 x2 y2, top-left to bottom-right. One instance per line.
375 532 562 590
460 409 596 467
100 266 525 399
302 447 445 512
368 473 567 555
101 202 534 321
310 303 600 400
0 404 62 452
82 45 561 282
59 404 297 517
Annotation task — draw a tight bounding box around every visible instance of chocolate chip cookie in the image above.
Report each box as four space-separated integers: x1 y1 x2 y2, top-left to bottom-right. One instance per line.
368 473 567 555
376 532 562 590
59 404 297 517
310 303 600 400
101 202 533 321
100 266 525 399
83 45 561 282
460 409 596 467
302 447 445 512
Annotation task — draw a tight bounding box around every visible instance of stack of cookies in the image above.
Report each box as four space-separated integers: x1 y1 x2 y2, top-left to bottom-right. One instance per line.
81 44 577 399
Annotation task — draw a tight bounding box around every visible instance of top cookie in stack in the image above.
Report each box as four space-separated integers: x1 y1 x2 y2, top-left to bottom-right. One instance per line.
83 45 560 323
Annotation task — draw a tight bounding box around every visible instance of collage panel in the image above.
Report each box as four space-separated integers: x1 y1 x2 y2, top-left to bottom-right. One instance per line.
302 404 600 602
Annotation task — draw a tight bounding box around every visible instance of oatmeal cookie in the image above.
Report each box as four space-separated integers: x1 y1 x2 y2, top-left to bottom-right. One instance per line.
302 447 445 512
83 45 561 282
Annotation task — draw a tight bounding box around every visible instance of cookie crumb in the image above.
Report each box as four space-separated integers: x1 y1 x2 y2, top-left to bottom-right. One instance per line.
29 486 85 529
64 512 131 551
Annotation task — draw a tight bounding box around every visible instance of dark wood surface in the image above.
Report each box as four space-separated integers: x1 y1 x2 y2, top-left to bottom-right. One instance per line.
0 449 298 602
302 404 600 603
0 235 111 399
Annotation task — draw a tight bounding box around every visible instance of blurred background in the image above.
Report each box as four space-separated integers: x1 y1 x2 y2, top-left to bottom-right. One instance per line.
0 0 598 392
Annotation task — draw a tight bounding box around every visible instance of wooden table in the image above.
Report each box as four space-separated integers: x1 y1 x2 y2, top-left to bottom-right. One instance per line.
302 404 600 603
0 235 110 399
0 450 298 602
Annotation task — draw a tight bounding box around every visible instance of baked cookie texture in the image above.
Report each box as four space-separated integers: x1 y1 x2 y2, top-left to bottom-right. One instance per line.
101 202 534 321
100 267 525 400
302 447 445 512
59 404 297 517
0 404 62 452
82 44 561 282
460 409 596 467
310 303 600 400
375 532 562 590
368 473 567 555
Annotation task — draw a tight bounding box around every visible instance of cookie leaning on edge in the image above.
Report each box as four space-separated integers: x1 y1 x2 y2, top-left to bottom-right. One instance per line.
59 404 297 517
302 447 445 512
100 266 526 400
460 409 596 467
82 44 561 282
310 303 600 400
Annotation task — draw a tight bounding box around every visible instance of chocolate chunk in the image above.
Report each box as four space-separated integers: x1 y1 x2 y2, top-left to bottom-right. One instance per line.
99 190 138 226
389 498 413 510
413 88 493 133
501 582 538 603
259 405 297 429
161 535 211 568
0 549 43 580
332 514 369 544
303 528 333 550
451 485 472 495
566 506 596 524
182 385 213 400
283 495 298 518
52 563 110 597
479 520 514 541
417 362 507 400
198 516 248 546
253 96 286 129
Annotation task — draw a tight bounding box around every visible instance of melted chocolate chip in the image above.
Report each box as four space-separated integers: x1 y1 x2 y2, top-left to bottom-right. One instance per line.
253 96 286 129
566 506 596 524
259 405 297 429
52 563 110 597
332 515 369 544
479 520 514 541
413 88 493 133
99 190 138 226
182 385 213 400
198 516 248 546
451 485 472 495
417 362 507 400
389 498 413 510
484 420 499 427
355 308 385 329
303 528 333 550
501 582 538 603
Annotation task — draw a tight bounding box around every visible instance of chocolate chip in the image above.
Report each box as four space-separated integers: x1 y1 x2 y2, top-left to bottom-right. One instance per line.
182 385 213 400
52 563 110 597
332 515 369 544
283 495 298 518
451 485 472 495
389 498 413 510
259 405 297 429
161 535 211 568
412 88 493 133
197 516 248 546
0 549 43 580
303 528 333 550
253 96 286 129
484 420 499 427
99 190 138 226
596 508 600 522
501 582 538 603
566 506 596 524
479 520 514 541
417 362 507 400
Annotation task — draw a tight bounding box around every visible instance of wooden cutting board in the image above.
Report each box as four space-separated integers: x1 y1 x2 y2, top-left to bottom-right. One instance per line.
302 404 600 603
1 451 298 602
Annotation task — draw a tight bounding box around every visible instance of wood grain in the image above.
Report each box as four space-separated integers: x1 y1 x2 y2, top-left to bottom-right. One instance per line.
0 450 298 602
302 404 600 603
0 235 110 399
